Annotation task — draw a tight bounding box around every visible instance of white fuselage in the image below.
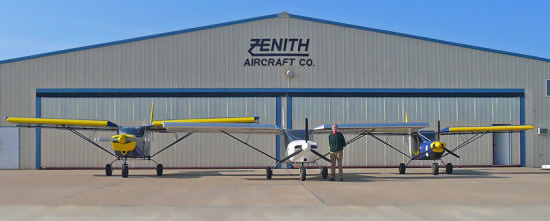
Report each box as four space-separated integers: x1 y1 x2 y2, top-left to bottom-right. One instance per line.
286 140 319 163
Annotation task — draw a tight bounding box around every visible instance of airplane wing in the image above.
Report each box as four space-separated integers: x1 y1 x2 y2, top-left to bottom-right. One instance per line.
162 122 284 134
313 122 430 135
148 116 259 129
440 125 534 134
5 117 118 131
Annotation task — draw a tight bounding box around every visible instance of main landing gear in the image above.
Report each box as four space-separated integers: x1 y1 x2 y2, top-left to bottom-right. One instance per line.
104 160 164 178
264 165 328 181
321 167 328 179
397 162 453 175
433 162 454 175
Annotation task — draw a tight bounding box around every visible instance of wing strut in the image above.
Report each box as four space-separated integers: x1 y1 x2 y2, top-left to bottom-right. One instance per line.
278 149 303 163
66 127 117 157
220 130 278 161
313 130 374 163
368 134 411 159
310 149 331 162
150 132 194 158
442 132 489 158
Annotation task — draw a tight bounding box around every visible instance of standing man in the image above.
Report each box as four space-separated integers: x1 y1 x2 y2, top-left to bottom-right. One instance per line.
329 124 346 181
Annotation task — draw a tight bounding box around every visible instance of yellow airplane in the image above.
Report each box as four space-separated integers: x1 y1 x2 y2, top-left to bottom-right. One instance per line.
5 103 258 178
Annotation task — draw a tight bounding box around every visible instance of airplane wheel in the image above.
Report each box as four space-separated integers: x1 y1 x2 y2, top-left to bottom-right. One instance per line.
321 167 328 179
446 163 453 174
105 164 112 176
399 163 406 174
156 164 163 176
266 167 273 180
431 163 439 175
122 164 129 178
299 167 306 181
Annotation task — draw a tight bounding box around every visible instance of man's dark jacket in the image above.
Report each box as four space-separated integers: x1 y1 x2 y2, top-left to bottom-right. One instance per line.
329 132 346 152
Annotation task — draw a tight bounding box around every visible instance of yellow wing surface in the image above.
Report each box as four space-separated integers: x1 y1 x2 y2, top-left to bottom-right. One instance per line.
6 116 258 129
149 116 258 127
441 125 534 133
5 117 118 130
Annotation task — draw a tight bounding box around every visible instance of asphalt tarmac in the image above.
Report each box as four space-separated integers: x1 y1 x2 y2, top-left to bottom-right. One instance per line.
1 167 549 220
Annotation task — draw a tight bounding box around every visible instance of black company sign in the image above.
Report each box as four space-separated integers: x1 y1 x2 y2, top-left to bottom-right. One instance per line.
243 38 315 67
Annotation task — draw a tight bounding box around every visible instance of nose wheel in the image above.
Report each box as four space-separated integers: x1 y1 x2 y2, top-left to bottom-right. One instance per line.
266 167 273 179
431 163 439 175
299 166 307 181
121 164 129 178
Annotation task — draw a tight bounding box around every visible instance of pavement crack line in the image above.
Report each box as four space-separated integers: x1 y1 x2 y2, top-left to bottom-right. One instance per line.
61 182 124 200
285 169 326 205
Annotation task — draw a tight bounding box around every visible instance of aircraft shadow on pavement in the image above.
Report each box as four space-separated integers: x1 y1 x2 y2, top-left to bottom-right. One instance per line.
93 169 516 181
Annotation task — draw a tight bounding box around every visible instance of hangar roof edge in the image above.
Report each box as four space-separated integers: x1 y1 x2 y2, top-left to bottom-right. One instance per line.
1 12 549 64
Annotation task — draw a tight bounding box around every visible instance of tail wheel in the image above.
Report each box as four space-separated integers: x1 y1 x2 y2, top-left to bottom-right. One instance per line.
446 163 453 174
299 167 307 181
399 163 406 174
156 164 164 176
266 167 273 180
105 164 112 176
431 163 439 175
321 167 328 179
122 164 129 178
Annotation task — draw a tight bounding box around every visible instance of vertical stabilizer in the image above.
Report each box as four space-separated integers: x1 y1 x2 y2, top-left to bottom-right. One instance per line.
305 118 309 142
150 103 155 124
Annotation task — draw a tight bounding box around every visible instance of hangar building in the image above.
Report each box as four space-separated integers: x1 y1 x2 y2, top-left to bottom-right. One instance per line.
1 12 548 169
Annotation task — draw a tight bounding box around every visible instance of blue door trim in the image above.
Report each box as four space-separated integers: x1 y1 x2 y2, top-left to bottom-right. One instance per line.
520 96 526 167
286 96 293 169
36 88 524 98
35 97 41 169
276 97 282 168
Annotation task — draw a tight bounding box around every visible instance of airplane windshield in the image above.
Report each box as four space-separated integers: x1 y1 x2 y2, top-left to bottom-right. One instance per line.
418 131 436 142
118 126 146 137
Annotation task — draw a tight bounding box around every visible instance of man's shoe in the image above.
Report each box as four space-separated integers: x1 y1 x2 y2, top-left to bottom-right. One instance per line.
329 177 335 181
339 177 344 181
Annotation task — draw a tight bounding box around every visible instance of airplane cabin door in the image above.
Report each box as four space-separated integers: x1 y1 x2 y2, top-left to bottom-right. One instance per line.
0 127 20 169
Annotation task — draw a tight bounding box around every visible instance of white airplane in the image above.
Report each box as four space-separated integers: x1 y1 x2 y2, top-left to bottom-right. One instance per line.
162 118 429 181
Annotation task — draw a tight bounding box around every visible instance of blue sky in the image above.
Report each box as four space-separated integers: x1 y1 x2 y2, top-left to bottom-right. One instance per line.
1 0 549 61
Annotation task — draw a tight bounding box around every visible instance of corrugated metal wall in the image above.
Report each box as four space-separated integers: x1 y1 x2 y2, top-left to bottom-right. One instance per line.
40 97 276 168
0 14 549 168
292 97 520 166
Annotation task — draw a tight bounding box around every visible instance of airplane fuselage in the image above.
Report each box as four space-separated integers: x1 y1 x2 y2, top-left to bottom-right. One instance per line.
286 140 319 163
112 126 151 158
409 131 446 160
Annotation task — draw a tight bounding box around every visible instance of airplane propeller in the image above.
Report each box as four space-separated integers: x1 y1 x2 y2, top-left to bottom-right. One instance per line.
436 120 460 158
